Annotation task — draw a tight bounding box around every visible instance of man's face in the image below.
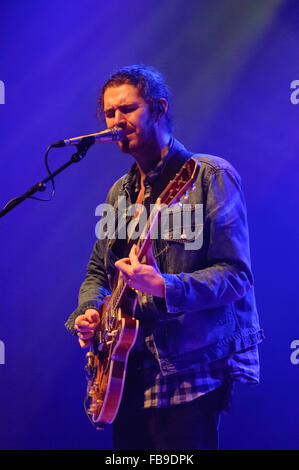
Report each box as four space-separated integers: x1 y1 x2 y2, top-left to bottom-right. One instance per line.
103 83 156 155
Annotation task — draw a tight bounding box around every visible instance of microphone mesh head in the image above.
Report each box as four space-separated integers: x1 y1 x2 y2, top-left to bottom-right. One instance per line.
111 127 126 141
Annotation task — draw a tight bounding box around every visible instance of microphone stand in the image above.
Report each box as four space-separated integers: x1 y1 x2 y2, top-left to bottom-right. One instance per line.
0 137 94 219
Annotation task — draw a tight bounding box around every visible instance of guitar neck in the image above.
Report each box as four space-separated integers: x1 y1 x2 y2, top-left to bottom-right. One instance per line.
112 199 162 310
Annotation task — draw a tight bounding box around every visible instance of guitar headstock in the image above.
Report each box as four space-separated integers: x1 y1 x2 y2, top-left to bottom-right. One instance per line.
159 157 199 208
136 157 200 258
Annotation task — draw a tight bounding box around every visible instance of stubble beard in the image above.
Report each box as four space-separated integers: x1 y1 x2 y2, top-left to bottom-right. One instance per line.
118 117 157 159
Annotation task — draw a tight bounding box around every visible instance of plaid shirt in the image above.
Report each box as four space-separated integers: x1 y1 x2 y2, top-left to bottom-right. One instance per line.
130 327 260 409
143 341 260 408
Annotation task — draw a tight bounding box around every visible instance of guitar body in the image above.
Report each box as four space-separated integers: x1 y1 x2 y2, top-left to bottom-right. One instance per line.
85 292 139 426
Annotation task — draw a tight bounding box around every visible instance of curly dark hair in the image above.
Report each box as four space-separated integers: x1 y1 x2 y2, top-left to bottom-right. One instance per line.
97 64 173 132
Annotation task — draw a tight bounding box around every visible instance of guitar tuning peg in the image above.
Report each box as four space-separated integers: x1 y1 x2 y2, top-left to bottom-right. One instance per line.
182 191 190 200
178 201 183 208
190 184 196 192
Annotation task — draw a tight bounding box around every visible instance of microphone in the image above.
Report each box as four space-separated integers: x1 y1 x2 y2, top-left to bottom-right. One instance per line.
52 126 126 148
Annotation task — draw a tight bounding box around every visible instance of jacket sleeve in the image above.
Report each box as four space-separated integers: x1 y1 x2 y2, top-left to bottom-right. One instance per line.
162 167 254 314
64 238 111 334
64 179 125 334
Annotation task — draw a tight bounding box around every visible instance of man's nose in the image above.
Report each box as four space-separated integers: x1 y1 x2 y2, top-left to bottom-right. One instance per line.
114 109 126 128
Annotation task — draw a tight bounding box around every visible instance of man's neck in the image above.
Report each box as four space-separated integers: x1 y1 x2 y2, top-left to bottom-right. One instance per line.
135 135 171 185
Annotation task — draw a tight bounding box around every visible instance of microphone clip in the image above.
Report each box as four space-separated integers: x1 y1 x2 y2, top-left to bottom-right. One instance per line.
71 136 95 162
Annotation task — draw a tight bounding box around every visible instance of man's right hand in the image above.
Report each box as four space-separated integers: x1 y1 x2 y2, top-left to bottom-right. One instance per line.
74 309 100 349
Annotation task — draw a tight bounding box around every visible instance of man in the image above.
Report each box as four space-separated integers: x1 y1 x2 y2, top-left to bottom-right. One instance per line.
65 64 264 450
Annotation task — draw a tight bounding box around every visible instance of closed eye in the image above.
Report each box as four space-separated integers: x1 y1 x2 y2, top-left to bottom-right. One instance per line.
119 105 139 114
104 105 139 119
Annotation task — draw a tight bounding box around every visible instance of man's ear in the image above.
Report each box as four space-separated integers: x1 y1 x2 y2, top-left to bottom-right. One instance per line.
154 98 168 120
158 98 168 116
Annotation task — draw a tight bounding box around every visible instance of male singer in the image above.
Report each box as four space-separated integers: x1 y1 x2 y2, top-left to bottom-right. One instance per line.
65 64 264 450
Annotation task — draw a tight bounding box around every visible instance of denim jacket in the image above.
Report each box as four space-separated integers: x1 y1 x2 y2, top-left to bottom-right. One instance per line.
65 138 264 376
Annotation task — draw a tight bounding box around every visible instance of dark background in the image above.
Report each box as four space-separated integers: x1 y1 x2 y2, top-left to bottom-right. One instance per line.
0 0 298 450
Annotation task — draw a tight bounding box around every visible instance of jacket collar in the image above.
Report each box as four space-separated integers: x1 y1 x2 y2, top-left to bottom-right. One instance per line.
121 137 188 193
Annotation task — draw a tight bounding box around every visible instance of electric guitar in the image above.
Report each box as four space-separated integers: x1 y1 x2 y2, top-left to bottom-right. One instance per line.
84 157 199 429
